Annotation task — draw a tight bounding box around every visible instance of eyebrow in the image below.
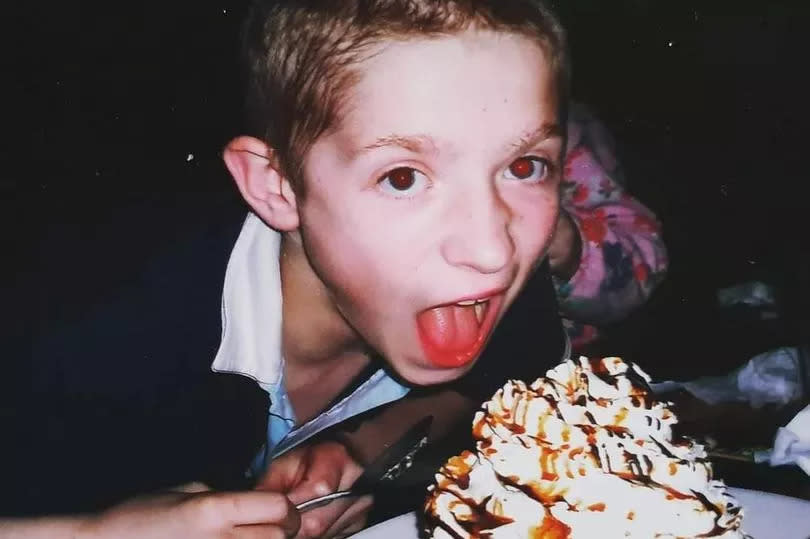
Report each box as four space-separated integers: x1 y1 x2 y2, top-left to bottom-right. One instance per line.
351 123 562 159
355 133 438 157
509 123 564 155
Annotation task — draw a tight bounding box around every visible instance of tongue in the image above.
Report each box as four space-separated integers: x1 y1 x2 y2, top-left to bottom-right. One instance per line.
417 304 480 354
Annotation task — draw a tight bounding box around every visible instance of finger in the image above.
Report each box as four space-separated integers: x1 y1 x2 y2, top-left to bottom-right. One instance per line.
170 481 211 493
324 494 373 538
257 445 312 493
297 497 354 538
233 524 296 539
195 491 301 535
298 493 372 539
287 444 363 505
334 521 367 539
286 464 342 506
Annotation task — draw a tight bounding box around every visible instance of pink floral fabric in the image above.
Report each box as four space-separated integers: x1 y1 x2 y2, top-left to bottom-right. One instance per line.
556 105 669 350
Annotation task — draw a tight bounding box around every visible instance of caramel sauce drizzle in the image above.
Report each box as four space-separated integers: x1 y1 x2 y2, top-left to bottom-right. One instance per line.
425 358 744 538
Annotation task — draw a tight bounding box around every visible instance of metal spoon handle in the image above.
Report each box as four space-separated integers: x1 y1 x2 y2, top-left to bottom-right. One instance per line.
295 489 360 512
294 416 433 513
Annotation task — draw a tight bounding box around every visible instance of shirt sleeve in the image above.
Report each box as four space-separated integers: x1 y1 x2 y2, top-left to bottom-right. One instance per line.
4 201 266 515
555 107 669 328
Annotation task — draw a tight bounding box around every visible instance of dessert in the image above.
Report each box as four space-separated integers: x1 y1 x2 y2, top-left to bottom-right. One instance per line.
424 357 746 538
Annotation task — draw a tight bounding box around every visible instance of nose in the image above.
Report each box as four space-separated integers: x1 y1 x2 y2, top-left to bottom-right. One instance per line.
440 183 515 274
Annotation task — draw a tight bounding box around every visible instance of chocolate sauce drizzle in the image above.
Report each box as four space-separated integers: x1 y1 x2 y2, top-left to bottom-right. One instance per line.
425 358 745 538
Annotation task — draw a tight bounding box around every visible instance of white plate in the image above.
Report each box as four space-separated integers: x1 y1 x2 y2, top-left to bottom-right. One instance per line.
351 487 810 538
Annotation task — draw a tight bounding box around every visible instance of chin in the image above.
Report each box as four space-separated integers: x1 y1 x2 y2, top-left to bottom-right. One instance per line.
388 356 477 388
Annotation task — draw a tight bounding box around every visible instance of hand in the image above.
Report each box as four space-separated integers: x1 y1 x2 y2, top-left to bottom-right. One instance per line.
547 209 582 281
256 440 373 539
78 489 300 539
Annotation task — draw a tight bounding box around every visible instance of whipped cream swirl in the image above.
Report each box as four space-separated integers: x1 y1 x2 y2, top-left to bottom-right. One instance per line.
424 357 746 538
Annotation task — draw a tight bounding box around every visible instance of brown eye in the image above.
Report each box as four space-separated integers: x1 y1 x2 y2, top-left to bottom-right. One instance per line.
387 167 417 190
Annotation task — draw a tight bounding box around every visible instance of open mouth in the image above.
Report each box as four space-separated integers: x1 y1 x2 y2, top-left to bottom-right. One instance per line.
455 298 488 323
416 291 505 369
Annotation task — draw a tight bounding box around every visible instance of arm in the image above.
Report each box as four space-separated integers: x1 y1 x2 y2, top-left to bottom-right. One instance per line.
0 517 86 539
550 107 668 325
0 491 300 539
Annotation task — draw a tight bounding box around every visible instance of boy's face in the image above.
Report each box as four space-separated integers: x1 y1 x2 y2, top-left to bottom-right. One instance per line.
296 30 562 386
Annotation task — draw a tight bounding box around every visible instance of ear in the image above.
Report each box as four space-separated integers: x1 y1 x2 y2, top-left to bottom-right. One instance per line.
223 136 299 231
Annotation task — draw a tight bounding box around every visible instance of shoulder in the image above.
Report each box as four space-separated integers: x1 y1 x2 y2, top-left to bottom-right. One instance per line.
24 188 249 395
6 190 269 513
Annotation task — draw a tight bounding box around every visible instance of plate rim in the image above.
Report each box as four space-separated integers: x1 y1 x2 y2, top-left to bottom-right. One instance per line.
351 487 810 538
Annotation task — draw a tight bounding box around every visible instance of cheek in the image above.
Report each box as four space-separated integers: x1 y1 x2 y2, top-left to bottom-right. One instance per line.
302 207 410 313
309 230 377 291
509 190 560 255
326 204 434 277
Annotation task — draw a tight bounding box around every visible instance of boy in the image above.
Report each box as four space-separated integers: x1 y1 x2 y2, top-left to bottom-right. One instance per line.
3 0 569 536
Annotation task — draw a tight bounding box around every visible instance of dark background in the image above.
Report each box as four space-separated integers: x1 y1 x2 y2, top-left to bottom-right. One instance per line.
4 0 808 383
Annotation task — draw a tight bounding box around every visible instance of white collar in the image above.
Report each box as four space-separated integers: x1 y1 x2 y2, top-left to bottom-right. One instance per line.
211 213 284 386
211 214 412 463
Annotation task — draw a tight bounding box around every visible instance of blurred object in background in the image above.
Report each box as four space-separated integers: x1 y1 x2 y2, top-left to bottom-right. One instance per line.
655 344 810 472
717 280 779 319
653 345 808 409
754 403 810 477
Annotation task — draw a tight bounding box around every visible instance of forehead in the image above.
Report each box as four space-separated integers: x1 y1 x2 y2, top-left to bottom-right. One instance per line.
325 30 559 158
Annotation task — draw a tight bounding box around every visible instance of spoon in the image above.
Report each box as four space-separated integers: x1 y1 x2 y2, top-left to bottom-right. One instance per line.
295 415 433 512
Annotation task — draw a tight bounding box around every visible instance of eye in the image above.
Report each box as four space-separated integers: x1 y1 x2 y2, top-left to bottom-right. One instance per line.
503 156 549 183
378 167 429 196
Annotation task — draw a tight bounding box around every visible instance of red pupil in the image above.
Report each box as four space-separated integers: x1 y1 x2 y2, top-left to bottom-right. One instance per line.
509 158 534 179
388 168 415 190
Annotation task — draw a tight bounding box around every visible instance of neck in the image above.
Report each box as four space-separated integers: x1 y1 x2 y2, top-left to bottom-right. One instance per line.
279 232 370 394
